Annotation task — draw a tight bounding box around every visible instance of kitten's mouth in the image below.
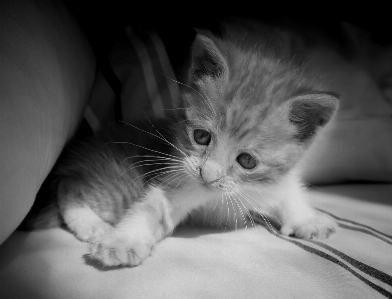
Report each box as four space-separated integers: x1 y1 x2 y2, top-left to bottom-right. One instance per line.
209 180 224 189
185 158 234 192
201 177 234 193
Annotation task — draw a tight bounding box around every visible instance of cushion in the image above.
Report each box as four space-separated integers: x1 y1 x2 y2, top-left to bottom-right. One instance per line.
0 0 96 245
299 45 392 184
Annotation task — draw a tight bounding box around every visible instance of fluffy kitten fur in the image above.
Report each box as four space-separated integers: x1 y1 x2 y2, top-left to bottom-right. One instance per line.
29 23 339 267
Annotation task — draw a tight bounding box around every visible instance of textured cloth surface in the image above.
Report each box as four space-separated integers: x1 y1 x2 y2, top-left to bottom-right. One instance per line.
0 184 391 299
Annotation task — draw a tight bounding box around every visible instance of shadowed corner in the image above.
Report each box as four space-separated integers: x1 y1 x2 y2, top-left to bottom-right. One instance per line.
170 226 226 239
0 231 33 270
171 214 281 239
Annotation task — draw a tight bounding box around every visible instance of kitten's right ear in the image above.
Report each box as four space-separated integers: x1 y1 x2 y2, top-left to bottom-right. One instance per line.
190 32 228 80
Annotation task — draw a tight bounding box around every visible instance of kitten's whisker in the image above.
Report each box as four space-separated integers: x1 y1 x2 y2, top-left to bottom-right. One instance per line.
125 166 186 187
135 169 183 185
226 193 239 230
157 171 189 187
206 196 220 213
214 195 225 227
231 192 257 228
118 160 184 179
118 155 184 166
123 158 183 169
163 75 216 118
234 189 277 235
106 141 181 161
166 127 191 157
142 114 190 159
251 189 282 228
145 170 181 186
228 193 249 229
164 75 216 122
223 193 230 231
118 120 188 158
235 180 282 228
238 189 280 231
171 173 191 189
155 172 188 188
144 169 187 187
118 121 170 145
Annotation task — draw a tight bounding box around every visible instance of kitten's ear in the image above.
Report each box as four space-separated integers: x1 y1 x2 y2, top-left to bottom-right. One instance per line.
288 93 339 141
190 32 228 80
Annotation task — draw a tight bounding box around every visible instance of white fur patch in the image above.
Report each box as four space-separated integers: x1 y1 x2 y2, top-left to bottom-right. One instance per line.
61 203 113 242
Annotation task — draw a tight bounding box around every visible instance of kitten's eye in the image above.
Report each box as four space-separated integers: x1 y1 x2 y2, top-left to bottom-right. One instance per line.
194 129 211 145
237 153 257 169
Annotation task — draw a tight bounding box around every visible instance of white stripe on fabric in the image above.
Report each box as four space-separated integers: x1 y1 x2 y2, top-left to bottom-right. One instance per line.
125 27 164 118
84 106 101 133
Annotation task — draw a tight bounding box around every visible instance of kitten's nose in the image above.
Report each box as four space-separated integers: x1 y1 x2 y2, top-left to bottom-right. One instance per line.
200 160 223 184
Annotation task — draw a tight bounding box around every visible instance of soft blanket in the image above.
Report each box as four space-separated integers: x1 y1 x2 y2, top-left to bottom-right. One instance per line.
1 184 391 299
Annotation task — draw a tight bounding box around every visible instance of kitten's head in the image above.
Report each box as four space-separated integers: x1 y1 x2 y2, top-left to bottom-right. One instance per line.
176 30 339 193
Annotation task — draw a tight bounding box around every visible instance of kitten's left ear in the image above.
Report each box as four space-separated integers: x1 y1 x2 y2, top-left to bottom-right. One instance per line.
190 31 229 81
288 92 339 141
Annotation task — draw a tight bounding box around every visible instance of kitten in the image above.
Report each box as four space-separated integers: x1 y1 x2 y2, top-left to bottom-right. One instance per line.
29 24 339 268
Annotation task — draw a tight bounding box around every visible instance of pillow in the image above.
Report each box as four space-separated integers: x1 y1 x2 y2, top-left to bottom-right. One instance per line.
0 0 96 245
299 45 392 184
87 24 392 185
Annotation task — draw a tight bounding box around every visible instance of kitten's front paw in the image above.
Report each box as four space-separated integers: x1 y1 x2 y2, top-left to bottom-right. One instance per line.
280 213 337 240
89 230 154 267
74 221 113 242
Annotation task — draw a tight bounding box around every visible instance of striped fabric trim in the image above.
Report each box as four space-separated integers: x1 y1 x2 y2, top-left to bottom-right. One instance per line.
262 210 392 298
306 239 392 287
317 208 392 240
85 27 177 133
125 26 165 119
148 30 180 108
100 48 123 123
277 234 392 298
338 223 392 246
84 106 101 133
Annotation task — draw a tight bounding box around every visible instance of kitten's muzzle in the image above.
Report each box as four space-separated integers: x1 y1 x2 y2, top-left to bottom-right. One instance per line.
199 160 227 190
200 170 223 186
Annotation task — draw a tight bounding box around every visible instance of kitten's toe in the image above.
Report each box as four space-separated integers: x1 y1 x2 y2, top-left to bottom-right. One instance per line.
280 226 294 237
74 226 93 242
89 231 154 267
281 213 337 240
74 221 113 242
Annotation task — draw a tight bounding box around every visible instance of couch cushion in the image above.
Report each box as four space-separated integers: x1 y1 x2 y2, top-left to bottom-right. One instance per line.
0 0 96 244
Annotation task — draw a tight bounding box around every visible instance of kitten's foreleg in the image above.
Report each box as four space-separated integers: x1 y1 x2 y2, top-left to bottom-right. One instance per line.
89 186 176 267
58 180 113 242
278 179 336 240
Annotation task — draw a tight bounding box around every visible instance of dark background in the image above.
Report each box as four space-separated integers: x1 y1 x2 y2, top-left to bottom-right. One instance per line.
64 0 392 69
